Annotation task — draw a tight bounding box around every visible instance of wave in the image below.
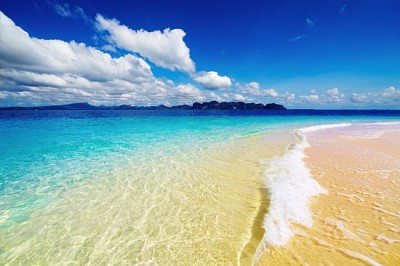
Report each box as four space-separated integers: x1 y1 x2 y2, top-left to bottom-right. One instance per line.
252 123 355 263
252 121 400 263
362 121 400 126
299 122 352 133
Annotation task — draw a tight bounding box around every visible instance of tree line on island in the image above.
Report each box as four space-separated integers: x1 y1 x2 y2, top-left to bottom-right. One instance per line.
0 101 286 110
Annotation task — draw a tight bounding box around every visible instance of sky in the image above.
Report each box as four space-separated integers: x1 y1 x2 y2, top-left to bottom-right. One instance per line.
0 0 399 108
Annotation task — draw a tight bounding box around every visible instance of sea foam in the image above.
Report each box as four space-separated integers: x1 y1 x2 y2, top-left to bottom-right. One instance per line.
253 124 352 263
299 122 352 133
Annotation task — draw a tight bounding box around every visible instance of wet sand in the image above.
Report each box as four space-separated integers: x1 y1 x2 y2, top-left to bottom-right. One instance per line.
2 123 399 265
257 124 400 265
0 131 295 265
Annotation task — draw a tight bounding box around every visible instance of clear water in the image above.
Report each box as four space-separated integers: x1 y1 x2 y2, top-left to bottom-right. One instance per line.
0 110 399 264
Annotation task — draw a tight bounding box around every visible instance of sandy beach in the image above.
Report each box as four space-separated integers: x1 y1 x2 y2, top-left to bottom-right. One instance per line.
258 123 400 265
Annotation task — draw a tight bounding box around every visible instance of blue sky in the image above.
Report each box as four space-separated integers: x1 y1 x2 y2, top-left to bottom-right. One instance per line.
0 0 399 108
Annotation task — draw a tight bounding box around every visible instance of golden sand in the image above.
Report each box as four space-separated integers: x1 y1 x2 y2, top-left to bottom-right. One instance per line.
0 131 294 265
2 124 399 265
257 125 400 265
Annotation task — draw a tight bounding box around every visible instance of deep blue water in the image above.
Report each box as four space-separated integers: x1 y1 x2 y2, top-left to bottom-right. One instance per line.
1 109 400 119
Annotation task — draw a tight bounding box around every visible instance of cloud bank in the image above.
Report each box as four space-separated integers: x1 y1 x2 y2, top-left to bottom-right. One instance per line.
0 11 202 106
95 14 233 90
0 11 397 108
351 87 400 106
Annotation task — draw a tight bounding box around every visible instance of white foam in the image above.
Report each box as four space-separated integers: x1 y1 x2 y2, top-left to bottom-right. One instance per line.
299 123 352 133
253 131 326 263
252 121 399 262
363 121 400 126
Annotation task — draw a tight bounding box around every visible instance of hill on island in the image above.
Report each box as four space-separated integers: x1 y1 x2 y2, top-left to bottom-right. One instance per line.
0 101 286 111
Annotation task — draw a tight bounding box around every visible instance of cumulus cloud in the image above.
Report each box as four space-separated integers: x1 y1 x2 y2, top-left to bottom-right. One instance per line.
237 81 260 94
0 11 206 106
236 82 279 98
193 71 232 90
280 91 296 102
296 86 398 107
233 94 246 101
350 87 400 106
299 88 347 105
169 84 205 104
263 88 279 97
300 92 319 103
95 14 195 73
0 12 152 81
3 11 395 109
325 88 345 102
94 13 235 90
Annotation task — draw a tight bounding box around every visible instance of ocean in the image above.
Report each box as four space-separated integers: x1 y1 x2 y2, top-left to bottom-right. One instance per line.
0 110 399 265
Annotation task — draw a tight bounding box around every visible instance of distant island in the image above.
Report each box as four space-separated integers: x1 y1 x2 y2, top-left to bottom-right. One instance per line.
0 101 286 111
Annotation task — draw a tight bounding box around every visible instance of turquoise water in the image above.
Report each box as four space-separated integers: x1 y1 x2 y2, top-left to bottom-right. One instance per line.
0 110 399 264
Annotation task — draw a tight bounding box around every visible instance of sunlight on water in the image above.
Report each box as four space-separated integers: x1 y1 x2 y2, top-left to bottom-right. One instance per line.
0 129 294 264
0 111 399 264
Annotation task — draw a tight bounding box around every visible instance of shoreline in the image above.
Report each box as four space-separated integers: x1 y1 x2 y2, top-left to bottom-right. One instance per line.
1 120 400 264
257 121 400 265
0 129 296 265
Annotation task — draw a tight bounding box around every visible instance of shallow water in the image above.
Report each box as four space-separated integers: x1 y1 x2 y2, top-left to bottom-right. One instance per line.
257 122 400 265
0 110 399 264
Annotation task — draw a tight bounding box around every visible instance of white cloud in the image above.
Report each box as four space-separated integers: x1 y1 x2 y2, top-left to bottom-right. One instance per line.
54 3 72 17
326 88 345 102
300 94 319 103
350 93 369 103
170 84 205 104
300 89 319 103
94 13 235 91
101 44 117 52
263 88 279 97
381 86 399 98
0 12 153 82
193 71 232 90
233 94 246 101
95 14 195 73
2 11 396 109
236 82 279 97
207 91 223 102
52 2 91 23
297 87 399 107
0 11 208 106
299 88 346 105
350 87 400 106
237 81 260 94
280 92 296 101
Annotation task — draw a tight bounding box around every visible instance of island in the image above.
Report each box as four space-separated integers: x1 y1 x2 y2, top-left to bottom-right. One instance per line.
0 101 286 111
